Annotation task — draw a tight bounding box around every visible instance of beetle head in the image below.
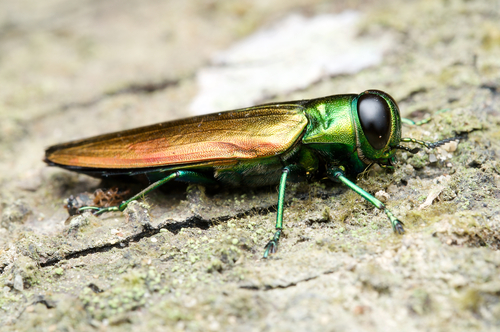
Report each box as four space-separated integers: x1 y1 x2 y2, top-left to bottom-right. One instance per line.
352 90 402 166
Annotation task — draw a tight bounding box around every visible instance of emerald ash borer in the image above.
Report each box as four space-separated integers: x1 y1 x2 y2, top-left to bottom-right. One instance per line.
45 90 458 257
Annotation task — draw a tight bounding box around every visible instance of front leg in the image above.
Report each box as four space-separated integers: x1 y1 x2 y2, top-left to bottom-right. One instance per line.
328 167 404 234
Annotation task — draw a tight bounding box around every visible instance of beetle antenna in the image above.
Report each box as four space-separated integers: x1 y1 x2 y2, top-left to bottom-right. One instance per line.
401 135 464 149
395 145 421 154
399 129 475 151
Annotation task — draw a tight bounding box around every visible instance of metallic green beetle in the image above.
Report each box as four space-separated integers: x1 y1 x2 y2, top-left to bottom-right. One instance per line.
45 90 449 257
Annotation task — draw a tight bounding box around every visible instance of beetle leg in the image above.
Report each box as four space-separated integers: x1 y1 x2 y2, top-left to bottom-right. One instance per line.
328 167 404 234
79 171 215 215
401 108 449 126
263 167 291 258
401 117 431 126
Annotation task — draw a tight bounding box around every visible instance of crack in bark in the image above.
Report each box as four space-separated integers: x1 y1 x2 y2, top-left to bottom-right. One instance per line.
34 188 344 268
0 189 342 275
59 77 186 112
240 266 340 291
29 73 194 125
239 272 339 291
37 204 277 268
262 275 319 290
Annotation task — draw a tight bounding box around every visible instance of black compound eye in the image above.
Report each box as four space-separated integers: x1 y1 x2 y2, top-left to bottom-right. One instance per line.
357 93 392 150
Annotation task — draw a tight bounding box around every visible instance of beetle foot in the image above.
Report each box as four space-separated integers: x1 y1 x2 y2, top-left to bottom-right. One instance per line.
394 220 405 234
263 229 282 258
384 209 404 235
65 195 82 216
263 240 279 258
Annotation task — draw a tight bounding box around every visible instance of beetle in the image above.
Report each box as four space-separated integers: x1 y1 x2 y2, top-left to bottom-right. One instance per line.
45 90 455 257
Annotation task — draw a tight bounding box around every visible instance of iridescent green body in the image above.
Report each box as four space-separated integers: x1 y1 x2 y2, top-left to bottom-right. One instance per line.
45 90 447 257
213 92 400 187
